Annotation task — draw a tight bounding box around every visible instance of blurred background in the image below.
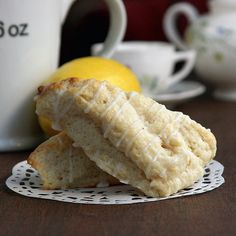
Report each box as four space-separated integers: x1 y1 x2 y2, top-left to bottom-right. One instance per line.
60 0 207 64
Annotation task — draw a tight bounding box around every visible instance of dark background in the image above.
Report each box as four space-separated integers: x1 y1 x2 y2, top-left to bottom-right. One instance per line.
60 0 208 64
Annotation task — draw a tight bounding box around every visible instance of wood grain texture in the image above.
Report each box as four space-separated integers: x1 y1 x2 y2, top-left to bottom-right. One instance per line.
0 97 235 236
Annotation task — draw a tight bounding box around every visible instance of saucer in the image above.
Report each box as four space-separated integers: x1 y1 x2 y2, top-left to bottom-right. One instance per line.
144 81 206 107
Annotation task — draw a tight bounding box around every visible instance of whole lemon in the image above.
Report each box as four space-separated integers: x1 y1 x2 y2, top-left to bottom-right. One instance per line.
39 56 141 136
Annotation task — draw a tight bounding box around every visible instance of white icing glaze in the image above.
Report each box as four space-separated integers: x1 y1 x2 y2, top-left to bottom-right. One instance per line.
115 119 140 148
74 81 91 99
84 81 106 114
152 153 159 163
145 151 168 179
52 81 92 130
125 128 145 156
143 141 153 154
100 91 124 138
131 103 164 153
103 92 137 139
149 102 165 116
160 112 183 143
140 111 185 178
148 113 183 163
158 168 167 178
100 91 124 118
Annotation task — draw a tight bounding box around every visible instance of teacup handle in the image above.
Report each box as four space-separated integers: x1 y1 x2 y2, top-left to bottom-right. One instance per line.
163 3 198 50
160 50 196 90
61 0 127 58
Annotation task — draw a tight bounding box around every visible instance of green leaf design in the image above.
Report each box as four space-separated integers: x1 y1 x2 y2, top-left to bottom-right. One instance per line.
213 52 224 62
200 20 207 27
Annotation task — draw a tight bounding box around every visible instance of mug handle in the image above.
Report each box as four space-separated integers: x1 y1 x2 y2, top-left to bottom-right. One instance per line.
163 3 198 50
161 50 196 90
61 0 127 58
96 0 127 58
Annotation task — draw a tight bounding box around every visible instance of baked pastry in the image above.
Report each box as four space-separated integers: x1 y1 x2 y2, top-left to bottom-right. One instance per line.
28 132 119 189
35 78 216 197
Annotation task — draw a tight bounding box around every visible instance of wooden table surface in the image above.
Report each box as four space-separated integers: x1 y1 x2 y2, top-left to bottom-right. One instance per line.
0 97 236 236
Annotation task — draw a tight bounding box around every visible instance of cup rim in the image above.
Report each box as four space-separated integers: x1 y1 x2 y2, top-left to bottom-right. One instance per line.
92 41 175 53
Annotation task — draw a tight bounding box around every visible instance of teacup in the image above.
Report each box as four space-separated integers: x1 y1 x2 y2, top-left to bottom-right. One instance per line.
92 41 196 94
0 0 126 151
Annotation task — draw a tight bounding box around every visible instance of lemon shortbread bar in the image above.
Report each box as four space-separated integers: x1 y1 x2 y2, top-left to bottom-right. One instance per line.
28 132 119 189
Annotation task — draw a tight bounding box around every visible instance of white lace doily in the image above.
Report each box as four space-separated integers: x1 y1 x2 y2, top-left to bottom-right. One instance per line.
6 160 224 205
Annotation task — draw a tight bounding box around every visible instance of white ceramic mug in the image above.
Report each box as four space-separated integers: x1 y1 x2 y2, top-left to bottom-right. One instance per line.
0 0 127 151
92 41 196 94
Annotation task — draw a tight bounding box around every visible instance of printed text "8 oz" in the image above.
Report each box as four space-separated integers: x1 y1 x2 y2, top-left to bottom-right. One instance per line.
0 21 29 38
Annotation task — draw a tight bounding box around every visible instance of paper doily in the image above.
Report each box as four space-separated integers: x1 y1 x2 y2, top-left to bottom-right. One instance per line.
6 160 224 205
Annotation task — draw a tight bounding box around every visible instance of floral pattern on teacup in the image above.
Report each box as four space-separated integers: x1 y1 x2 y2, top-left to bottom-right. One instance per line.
186 19 236 63
138 75 163 94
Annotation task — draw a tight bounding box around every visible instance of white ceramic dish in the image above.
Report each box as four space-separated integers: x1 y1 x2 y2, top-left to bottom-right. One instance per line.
144 80 206 107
